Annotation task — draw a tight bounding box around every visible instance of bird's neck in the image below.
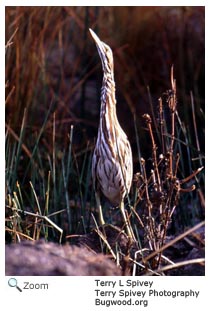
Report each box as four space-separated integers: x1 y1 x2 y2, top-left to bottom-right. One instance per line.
99 75 121 145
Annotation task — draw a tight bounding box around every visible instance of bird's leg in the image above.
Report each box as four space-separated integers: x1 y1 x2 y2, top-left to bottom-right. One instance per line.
119 200 134 240
95 192 105 226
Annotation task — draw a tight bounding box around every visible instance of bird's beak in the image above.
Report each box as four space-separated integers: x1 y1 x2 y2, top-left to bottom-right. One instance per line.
89 28 105 55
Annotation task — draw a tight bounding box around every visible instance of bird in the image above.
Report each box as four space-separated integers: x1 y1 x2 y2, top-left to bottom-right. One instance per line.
89 28 133 238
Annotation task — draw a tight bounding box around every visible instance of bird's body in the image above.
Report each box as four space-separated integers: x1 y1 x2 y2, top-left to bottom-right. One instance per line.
90 29 133 237
92 76 133 206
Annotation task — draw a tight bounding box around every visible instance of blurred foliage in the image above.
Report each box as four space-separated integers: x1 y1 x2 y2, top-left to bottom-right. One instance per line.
6 6 204 146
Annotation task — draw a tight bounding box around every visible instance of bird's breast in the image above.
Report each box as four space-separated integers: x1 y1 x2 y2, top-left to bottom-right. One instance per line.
94 138 133 205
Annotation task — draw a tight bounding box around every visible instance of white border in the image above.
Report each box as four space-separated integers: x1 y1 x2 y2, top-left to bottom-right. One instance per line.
1 2 208 310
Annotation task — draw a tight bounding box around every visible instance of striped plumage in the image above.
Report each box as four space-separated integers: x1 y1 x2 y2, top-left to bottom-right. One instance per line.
89 29 133 238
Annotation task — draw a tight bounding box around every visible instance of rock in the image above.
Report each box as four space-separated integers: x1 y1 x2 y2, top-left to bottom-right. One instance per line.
5 240 121 276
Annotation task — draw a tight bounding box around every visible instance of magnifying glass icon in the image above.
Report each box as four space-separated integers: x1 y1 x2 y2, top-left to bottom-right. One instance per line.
8 278 22 292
